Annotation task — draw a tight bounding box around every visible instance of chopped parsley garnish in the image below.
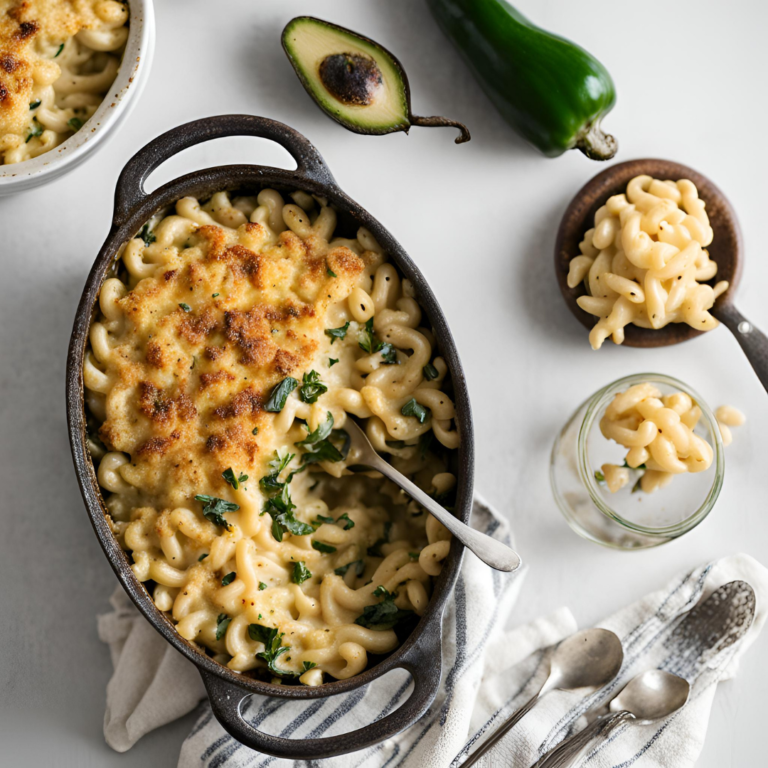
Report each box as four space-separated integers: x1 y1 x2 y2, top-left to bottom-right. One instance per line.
198 553 208 561
632 477 643 494
325 322 350 344
295 412 350 466
302 661 317 672
312 540 337 554
292 561 312 584
194 495 238 530
402 398 430 424
252 427 259 435
357 318 377 354
222 467 248 490
221 572 236 586
178 303 191 312
212 293 219 298
259 452 313 541
259 582 268 591
29 100 41 110
335 560 365 577
355 586 413 630
357 318 398 364
329 358 339 367
139 224 156 246
25 118 43 143
67 116 83 131
378 343 398 365
337 512 355 530
327 267 337 278
312 514 335 528
54 42 64 57
215 613 231 640
299 370 328 404
296 412 334 447
367 521 392 557
423 362 439 381
264 377 298 412
409 552 420 560
249 624 293 676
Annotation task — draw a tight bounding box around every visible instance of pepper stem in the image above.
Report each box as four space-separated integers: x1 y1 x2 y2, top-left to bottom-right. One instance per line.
576 119 618 161
410 115 471 144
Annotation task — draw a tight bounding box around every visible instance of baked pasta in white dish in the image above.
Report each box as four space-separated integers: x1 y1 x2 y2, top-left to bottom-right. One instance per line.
0 0 129 165
84 189 459 685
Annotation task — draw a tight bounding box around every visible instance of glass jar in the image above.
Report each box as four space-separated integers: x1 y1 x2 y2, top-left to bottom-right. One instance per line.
550 373 724 550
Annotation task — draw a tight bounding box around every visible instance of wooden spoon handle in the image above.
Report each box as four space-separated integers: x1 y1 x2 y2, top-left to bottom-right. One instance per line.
714 303 768 394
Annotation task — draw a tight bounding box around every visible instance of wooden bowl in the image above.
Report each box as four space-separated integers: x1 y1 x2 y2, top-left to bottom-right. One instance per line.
554 158 743 348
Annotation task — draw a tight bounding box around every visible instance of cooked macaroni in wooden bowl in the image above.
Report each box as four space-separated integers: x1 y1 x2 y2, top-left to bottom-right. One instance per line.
67 115 473 760
0 0 154 193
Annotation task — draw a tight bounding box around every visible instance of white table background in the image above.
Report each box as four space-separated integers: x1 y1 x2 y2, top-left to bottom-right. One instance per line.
1 0 766 765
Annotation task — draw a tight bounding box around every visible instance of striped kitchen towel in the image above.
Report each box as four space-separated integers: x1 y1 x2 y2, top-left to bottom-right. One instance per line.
98 503 768 767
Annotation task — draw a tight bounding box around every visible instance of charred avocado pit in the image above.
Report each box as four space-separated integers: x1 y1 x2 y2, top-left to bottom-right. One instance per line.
282 16 470 143
319 53 383 106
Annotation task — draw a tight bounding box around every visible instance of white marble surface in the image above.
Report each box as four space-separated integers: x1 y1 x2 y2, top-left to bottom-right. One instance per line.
1 0 766 765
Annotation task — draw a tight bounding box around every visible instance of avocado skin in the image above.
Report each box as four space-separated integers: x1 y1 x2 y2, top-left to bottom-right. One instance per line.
427 0 616 158
282 16 410 135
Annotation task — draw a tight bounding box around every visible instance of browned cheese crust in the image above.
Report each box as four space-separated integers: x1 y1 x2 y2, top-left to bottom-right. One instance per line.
0 0 100 136
99 221 364 507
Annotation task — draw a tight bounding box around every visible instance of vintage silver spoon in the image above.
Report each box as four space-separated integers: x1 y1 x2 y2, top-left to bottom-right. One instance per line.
534 670 690 768
344 420 522 572
462 629 624 767
535 580 756 768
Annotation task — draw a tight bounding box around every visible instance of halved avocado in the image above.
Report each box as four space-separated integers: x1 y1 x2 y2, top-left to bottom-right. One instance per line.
282 16 470 144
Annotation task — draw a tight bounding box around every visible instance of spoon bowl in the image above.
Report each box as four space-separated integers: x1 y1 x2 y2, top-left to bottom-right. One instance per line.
610 669 690 723
555 158 742 348
548 628 625 692
463 628 623 767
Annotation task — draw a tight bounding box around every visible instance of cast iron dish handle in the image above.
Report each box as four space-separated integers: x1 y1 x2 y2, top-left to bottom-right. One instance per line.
112 114 336 228
199 627 442 760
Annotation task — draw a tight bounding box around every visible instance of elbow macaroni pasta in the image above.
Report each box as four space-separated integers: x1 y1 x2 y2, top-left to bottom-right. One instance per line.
568 175 727 349
0 0 128 165
597 382 732 494
85 187 460 685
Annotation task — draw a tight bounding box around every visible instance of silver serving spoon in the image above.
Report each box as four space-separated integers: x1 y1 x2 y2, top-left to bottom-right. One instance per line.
534 671 690 768
535 580 756 768
344 420 521 572
463 629 624 767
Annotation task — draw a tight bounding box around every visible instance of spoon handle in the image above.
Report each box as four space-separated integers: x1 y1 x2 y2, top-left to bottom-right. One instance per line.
365 453 522 572
714 303 768 393
462 692 542 767
532 711 634 768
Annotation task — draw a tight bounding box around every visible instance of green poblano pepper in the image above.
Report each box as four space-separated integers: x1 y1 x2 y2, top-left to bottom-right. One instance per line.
427 0 618 160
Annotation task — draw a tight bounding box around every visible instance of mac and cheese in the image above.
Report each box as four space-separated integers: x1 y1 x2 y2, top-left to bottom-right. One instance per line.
568 175 727 350
85 188 460 685
0 0 128 165
715 404 745 447
596 382 714 494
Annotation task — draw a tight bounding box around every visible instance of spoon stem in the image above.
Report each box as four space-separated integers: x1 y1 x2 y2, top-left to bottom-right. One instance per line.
714 303 768 394
463 692 542 767
362 451 522 573
533 711 634 768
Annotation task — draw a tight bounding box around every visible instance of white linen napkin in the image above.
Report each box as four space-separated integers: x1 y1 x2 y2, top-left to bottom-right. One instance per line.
97 498 768 768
